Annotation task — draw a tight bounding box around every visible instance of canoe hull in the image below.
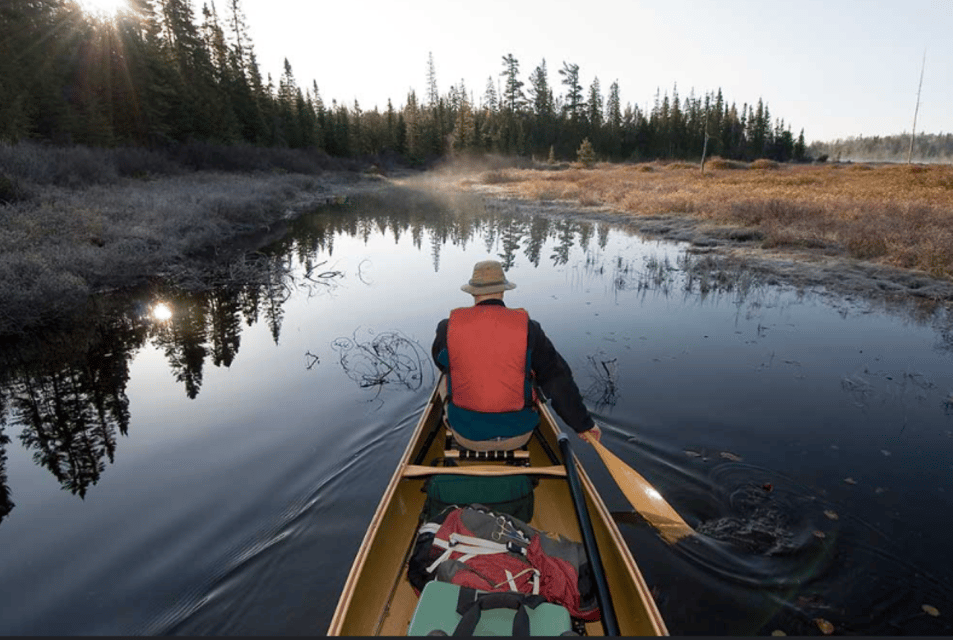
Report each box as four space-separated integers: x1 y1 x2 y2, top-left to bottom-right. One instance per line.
327 378 668 636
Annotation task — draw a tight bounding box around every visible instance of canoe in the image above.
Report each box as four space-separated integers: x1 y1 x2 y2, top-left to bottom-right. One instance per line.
327 375 669 636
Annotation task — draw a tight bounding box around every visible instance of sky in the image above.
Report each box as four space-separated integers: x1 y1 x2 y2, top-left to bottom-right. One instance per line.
239 0 951 143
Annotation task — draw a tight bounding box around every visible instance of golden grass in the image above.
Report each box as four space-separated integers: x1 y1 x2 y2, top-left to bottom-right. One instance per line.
477 162 953 280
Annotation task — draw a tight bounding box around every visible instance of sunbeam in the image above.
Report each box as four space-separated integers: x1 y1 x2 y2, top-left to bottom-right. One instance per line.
75 0 130 18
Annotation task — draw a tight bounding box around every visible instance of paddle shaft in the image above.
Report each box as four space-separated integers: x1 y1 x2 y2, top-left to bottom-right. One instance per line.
557 434 620 636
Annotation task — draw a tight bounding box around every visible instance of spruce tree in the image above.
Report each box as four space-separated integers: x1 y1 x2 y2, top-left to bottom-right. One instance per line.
577 137 596 167
605 81 622 160
558 62 582 123
500 54 525 113
587 77 603 149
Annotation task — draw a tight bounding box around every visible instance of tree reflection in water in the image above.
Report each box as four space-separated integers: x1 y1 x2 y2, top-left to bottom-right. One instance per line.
1 403 11 524
0 186 951 528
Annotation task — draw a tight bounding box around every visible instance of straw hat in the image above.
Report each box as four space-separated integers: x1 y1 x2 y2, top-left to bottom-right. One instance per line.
461 260 517 295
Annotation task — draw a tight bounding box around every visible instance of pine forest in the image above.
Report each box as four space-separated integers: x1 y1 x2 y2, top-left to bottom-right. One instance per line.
1 0 812 165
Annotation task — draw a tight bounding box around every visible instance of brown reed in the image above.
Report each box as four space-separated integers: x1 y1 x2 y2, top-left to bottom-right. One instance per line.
478 160 953 280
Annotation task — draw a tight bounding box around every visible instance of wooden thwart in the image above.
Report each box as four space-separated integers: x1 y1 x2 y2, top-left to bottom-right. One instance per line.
402 464 567 478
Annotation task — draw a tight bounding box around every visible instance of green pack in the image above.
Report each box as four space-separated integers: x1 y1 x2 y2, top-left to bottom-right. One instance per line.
422 474 535 522
407 581 572 636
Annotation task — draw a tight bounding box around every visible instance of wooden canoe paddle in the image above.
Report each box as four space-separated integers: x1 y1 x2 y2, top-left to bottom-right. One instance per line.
581 430 695 544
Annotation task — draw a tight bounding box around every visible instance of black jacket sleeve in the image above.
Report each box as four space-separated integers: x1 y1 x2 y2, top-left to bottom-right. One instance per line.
527 319 595 433
432 318 449 371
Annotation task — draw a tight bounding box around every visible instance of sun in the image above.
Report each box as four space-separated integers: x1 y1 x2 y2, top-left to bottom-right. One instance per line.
76 0 130 17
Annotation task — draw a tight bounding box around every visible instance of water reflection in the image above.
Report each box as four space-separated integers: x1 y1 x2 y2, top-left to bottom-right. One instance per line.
0 188 613 524
0 186 951 526
0 249 349 519
0 185 951 635
0 412 11 524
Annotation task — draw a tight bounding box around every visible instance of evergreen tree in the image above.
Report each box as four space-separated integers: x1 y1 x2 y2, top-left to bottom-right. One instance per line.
794 128 806 162
404 90 420 161
604 80 622 159
528 60 555 155
451 87 476 153
587 77 603 147
577 137 596 167
500 54 525 113
558 61 583 124
426 51 439 108
482 75 498 113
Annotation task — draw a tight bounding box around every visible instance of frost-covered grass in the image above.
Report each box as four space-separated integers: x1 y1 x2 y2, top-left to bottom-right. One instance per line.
0 141 377 335
0 168 333 335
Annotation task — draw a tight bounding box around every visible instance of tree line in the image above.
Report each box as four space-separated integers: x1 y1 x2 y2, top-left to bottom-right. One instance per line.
1 0 808 165
809 133 953 164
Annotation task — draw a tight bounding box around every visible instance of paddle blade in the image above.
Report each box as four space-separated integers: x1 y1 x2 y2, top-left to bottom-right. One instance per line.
583 434 694 544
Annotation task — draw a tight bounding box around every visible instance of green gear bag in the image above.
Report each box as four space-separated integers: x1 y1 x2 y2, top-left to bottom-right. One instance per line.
407 580 573 636
421 473 535 523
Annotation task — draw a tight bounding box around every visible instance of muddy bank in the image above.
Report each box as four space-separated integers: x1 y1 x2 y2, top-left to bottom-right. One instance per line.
0 169 391 337
458 183 953 308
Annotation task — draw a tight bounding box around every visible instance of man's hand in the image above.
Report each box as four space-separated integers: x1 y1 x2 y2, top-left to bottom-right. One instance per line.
579 425 602 443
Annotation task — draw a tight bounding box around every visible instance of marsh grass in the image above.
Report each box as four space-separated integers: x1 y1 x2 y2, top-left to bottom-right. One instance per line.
480 161 953 280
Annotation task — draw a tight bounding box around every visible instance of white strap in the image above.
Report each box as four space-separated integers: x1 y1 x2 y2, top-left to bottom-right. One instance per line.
492 568 540 594
505 570 518 592
426 547 454 574
449 533 510 553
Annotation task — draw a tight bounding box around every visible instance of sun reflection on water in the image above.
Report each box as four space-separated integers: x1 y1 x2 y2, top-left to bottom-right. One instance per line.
151 302 172 321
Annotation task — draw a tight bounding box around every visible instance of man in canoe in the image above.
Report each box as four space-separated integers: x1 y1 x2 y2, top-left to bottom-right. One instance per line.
432 259 602 451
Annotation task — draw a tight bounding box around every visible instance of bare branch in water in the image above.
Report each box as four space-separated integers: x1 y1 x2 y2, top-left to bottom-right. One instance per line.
357 259 373 285
584 353 619 408
304 351 320 370
332 328 434 405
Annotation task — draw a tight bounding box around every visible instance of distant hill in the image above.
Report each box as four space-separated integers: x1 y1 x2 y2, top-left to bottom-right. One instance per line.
809 133 953 164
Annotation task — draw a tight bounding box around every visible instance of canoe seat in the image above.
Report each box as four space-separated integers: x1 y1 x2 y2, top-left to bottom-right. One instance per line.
407 581 574 636
444 432 531 463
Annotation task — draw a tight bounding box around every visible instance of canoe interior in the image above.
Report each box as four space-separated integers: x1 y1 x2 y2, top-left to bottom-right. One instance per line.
328 380 668 636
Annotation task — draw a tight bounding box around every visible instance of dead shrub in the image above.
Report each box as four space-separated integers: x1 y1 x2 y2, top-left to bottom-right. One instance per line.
0 173 30 204
560 185 582 200
750 159 780 170
578 192 602 207
480 170 509 184
112 146 182 178
845 231 889 259
762 228 829 249
729 199 818 225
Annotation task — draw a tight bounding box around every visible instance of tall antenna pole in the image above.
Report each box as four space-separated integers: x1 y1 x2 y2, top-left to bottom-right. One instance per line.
907 51 926 164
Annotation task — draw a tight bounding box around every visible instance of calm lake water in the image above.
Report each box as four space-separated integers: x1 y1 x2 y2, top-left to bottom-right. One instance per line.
0 186 951 635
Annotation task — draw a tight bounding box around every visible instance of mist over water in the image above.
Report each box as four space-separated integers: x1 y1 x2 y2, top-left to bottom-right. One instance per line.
0 185 950 635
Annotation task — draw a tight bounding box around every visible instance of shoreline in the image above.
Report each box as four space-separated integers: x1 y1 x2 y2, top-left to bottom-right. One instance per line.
3 160 951 338
438 165 953 310
0 168 391 337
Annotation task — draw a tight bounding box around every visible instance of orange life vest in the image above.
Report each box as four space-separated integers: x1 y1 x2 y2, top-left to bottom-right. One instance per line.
447 305 530 413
